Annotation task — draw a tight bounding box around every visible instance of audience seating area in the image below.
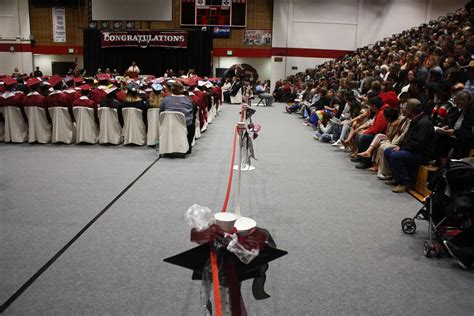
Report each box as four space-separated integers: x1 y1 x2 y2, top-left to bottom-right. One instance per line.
277 6 474 197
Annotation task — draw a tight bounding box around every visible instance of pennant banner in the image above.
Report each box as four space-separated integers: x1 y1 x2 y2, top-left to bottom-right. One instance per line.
100 31 188 48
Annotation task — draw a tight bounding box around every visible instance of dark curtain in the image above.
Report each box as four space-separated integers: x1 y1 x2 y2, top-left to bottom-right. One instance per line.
83 29 212 77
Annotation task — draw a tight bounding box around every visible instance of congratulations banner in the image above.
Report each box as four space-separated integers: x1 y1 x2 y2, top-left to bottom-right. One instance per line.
100 31 188 48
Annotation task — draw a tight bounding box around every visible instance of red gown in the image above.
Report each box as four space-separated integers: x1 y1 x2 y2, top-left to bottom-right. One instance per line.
47 90 71 108
193 89 207 129
115 89 127 102
24 92 47 108
0 91 25 107
47 90 74 120
64 88 81 105
0 91 26 121
89 88 107 104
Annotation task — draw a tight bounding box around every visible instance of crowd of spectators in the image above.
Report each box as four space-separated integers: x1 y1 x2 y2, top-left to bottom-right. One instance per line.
277 5 474 194
277 4 474 270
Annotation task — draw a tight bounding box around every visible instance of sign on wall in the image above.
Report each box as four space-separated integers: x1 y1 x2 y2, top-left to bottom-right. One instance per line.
243 29 271 46
212 26 230 38
52 7 66 43
100 31 188 48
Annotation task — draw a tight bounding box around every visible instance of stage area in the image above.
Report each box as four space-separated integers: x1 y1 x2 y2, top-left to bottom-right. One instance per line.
1 103 473 314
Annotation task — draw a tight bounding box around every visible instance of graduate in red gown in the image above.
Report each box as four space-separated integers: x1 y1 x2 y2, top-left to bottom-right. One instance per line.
89 74 108 104
210 81 222 110
0 76 25 108
0 76 26 121
24 78 47 108
47 74 74 121
73 84 99 123
63 76 81 105
193 80 208 129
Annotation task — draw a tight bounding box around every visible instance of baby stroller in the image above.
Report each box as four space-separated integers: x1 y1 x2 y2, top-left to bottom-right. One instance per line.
401 160 474 257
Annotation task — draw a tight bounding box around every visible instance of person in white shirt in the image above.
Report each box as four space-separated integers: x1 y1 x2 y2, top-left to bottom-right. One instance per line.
127 61 140 74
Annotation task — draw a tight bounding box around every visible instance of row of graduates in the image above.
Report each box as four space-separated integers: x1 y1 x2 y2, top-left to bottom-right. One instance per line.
0 73 222 130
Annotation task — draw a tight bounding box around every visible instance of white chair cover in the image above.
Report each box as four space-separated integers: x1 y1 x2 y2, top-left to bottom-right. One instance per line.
98 107 122 145
4 106 28 143
201 108 208 132
48 107 75 144
24 107 51 143
230 88 242 104
207 96 216 124
207 108 214 124
194 116 201 140
147 108 160 146
122 107 146 145
0 107 5 142
73 107 98 144
211 103 217 121
159 111 189 155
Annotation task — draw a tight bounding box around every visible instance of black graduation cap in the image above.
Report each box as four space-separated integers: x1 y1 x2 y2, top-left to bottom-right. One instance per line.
164 243 287 282
164 228 287 300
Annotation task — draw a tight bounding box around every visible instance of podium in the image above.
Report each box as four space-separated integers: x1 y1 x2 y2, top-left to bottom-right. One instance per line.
125 71 139 79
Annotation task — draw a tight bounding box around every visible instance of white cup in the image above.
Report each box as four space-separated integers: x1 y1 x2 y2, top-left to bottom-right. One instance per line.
234 217 257 234
214 212 238 232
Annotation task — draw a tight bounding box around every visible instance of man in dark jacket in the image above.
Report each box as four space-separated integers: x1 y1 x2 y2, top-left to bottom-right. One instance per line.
384 98 434 193
448 90 474 158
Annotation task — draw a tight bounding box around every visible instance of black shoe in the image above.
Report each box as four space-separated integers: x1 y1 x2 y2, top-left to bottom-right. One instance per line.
443 240 472 270
355 162 371 169
351 157 362 162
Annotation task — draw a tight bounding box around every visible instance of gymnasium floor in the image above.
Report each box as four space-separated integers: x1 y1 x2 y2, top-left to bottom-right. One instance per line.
1 103 473 315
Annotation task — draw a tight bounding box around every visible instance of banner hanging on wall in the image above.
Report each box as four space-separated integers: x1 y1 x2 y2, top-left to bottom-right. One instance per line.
243 29 271 46
52 7 66 43
100 31 188 48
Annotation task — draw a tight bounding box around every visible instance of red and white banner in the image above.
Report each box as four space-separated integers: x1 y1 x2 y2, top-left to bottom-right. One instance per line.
100 31 188 48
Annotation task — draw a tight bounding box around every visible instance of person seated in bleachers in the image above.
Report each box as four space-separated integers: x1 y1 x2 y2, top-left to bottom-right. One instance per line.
332 91 361 147
380 80 399 107
340 94 374 154
434 90 474 163
313 112 338 143
429 84 460 154
384 100 434 193
353 96 391 169
356 107 400 164
285 84 313 114
408 78 428 111
375 96 413 180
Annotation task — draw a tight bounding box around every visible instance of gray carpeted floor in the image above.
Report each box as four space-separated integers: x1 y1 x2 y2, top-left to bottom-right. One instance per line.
1 103 473 315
